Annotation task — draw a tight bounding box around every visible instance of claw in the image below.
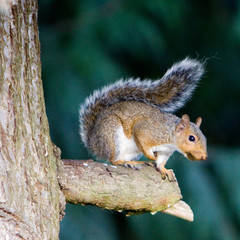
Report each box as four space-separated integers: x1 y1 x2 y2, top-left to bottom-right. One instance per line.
133 164 142 170
122 163 142 170
127 164 142 170
156 167 176 182
145 162 155 167
166 169 176 182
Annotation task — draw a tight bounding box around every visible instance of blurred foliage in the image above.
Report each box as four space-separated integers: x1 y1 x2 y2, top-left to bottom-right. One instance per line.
38 0 240 239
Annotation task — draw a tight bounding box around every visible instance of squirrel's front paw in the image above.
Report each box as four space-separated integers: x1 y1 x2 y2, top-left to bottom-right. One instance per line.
156 167 176 182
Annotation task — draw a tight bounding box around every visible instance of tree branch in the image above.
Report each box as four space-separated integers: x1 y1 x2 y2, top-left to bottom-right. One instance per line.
58 159 193 221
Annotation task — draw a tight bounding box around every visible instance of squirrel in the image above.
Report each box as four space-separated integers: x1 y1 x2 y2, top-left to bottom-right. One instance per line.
79 58 207 181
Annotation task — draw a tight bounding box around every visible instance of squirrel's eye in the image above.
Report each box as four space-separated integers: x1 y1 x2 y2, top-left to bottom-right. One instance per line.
189 135 195 142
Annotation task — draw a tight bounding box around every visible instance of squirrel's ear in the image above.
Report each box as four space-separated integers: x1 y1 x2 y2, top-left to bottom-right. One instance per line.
176 114 190 132
195 117 202 128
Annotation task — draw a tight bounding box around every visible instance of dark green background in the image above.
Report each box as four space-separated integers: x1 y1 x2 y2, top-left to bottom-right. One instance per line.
38 1 240 239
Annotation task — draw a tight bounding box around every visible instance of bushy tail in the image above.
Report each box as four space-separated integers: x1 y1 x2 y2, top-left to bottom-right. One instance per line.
79 58 204 147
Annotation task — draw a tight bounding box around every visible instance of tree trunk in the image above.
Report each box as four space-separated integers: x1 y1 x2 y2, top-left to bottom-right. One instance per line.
0 0 60 239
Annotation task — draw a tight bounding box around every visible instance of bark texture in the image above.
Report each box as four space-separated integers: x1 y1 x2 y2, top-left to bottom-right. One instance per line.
0 1 60 239
59 160 182 214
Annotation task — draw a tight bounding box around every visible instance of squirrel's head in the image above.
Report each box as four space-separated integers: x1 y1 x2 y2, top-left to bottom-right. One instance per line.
175 114 207 161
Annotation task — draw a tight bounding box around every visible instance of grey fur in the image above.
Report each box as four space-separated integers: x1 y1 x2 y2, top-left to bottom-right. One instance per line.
79 58 204 147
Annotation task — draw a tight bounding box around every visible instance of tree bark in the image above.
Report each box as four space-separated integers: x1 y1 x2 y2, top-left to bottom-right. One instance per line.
59 159 181 212
0 0 60 239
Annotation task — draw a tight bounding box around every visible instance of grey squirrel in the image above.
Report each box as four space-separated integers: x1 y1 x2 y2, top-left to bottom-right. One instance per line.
79 58 207 181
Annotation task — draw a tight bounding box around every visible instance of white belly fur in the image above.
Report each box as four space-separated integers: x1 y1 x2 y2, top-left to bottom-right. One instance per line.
114 126 141 162
114 126 177 165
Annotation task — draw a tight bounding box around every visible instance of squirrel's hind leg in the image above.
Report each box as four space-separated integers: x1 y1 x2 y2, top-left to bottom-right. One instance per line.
91 113 122 162
113 160 145 170
133 131 157 161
